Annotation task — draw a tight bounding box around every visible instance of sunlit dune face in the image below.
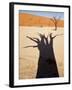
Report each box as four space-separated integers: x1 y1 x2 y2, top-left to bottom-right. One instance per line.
19 13 64 27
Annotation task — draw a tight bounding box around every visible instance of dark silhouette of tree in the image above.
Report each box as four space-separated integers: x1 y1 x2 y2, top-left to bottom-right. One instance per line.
24 33 63 78
50 16 61 31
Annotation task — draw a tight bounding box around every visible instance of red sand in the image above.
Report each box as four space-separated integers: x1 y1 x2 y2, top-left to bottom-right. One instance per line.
19 13 64 27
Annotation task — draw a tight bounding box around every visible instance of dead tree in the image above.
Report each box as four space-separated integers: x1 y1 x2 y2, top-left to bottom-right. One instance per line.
24 33 64 78
50 16 61 31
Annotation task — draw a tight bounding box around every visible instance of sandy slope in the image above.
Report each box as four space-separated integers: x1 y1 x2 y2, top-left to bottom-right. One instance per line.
19 13 64 27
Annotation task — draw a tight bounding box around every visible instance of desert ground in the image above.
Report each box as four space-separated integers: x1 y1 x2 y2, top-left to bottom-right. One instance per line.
19 26 64 79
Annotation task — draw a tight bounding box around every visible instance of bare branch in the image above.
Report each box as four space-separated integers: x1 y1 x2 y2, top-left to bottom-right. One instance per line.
50 18 55 24
24 45 38 48
52 34 64 39
33 38 39 42
27 36 39 43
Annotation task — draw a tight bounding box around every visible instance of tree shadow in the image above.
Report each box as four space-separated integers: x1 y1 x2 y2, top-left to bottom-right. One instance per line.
24 33 63 78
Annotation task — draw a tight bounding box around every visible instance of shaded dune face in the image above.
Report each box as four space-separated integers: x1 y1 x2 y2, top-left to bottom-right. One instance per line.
19 13 64 79
19 13 64 27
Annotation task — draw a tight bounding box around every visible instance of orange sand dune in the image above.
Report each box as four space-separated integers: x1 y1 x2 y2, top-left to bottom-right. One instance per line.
19 13 64 27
